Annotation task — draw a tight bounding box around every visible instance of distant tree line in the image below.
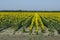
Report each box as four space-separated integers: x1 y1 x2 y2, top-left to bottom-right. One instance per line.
0 10 60 12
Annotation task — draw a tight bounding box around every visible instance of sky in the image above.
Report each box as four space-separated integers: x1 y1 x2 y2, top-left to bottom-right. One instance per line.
0 0 60 11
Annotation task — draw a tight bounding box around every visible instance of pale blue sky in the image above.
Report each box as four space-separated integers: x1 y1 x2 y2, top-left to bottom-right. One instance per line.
0 0 60 11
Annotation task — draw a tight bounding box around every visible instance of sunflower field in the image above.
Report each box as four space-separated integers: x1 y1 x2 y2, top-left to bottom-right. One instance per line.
0 12 60 35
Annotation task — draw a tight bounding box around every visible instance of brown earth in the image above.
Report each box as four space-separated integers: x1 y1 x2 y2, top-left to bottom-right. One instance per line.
0 27 60 40
0 34 60 40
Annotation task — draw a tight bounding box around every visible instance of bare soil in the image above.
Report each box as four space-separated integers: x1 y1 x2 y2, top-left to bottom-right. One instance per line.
0 34 60 40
